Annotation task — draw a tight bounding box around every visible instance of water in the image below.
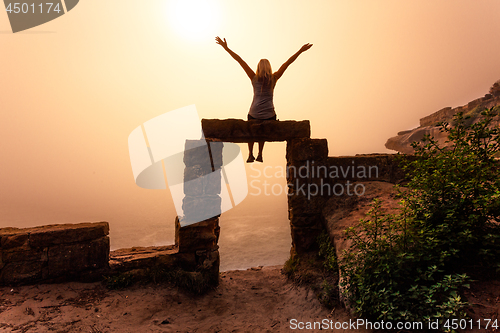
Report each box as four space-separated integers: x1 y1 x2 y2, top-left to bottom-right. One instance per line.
0 143 292 272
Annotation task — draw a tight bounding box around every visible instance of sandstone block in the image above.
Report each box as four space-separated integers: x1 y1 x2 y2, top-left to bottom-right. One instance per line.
288 193 326 215
183 170 221 196
175 217 219 253
208 142 223 169
183 140 212 168
184 165 213 182
109 245 177 272
286 138 328 163
182 196 221 223
29 222 109 248
289 214 323 228
2 246 47 263
202 119 310 142
0 261 43 284
291 226 323 254
47 236 109 278
1 233 29 250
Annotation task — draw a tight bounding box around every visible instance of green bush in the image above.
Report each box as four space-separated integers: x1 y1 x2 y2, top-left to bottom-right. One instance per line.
340 109 500 330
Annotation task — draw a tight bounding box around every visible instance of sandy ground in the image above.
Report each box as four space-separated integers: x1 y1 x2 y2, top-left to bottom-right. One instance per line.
0 266 368 333
2 265 498 333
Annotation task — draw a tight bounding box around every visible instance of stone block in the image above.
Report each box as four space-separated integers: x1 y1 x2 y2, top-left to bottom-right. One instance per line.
182 195 221 223
289 214 323 228
202 119 310 142
109 245 177 273
184 165 213 182
175 217 219 253
1 233 29 250
290 226 323 254
28 222 109 248
88 237 110 269
2 246 47 263
287 193 326 215
286 138 328 163
208 142 223 169
183 140 212 168
183 169 221 196
327 155 390 182
325 154 411 185
172 252 198 271
0 261 43 284
47 237 109 278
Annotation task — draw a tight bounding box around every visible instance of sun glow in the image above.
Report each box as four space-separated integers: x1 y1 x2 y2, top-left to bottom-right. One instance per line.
167 0 221 41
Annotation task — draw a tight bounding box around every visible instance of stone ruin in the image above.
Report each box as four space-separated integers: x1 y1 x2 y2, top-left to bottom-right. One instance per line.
0 119 407 288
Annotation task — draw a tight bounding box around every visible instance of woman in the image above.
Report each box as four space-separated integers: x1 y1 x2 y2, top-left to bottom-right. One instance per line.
215 36 312 163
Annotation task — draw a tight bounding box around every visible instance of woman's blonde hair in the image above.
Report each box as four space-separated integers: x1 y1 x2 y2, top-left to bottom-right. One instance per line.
255 59 273 85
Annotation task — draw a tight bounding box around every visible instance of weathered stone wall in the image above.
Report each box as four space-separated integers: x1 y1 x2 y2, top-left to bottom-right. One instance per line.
0 222 109 285
109 216 219 285
0 218 221 287
327 154 409 184
286 152 408 254
0 120 412 288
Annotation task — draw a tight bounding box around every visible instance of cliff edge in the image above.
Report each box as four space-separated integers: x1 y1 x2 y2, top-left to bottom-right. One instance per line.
386 79 500 154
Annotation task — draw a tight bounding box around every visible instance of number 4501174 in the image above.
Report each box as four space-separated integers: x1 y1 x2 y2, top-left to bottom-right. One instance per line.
443 319 498 330
6 3 61 14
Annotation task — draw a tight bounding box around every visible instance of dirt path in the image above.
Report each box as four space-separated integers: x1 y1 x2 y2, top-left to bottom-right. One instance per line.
0 266 369 333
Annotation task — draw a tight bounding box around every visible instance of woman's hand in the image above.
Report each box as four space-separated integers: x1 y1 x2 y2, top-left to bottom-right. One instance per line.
299 43 313 53
215 36 228 49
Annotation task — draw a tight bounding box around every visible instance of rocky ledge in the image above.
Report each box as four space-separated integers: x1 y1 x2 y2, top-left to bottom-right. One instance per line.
386 79 500 154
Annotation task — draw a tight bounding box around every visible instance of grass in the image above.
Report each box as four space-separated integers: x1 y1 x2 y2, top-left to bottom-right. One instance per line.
282 231 340 308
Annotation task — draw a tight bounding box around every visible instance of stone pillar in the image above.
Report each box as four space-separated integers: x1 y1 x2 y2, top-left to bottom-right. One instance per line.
286 138 328 255
174 140 223 284
181 140 223 224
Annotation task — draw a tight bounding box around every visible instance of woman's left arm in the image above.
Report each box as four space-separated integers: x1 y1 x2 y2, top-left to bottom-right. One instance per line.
274 43 313 80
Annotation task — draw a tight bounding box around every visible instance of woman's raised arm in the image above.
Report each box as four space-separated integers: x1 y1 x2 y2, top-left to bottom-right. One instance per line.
274 43 313 80
216 36 255 80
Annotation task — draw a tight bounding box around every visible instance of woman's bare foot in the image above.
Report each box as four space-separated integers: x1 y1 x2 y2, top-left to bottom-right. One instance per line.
247 155 255 163
256 154 263 163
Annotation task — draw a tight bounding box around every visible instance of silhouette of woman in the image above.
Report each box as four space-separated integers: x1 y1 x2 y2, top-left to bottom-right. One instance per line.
215 36 312 163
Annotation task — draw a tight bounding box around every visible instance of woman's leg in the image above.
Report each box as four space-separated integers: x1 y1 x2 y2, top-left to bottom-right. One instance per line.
256 142 265 162
247 142 255 163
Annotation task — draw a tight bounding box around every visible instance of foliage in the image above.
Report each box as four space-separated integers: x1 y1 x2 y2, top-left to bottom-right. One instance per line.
317 232 340 307
340 109 500 329
104 271 136 290
283 233 340 308
318 231 338 272
282 256 300 278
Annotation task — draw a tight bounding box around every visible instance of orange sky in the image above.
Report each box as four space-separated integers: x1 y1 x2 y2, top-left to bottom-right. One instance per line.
1 0 500 247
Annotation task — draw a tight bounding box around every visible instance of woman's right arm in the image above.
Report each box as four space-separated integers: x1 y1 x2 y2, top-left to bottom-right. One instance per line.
216 36 255 80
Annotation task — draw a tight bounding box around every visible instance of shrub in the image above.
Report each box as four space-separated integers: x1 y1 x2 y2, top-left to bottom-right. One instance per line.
340 109 500 330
